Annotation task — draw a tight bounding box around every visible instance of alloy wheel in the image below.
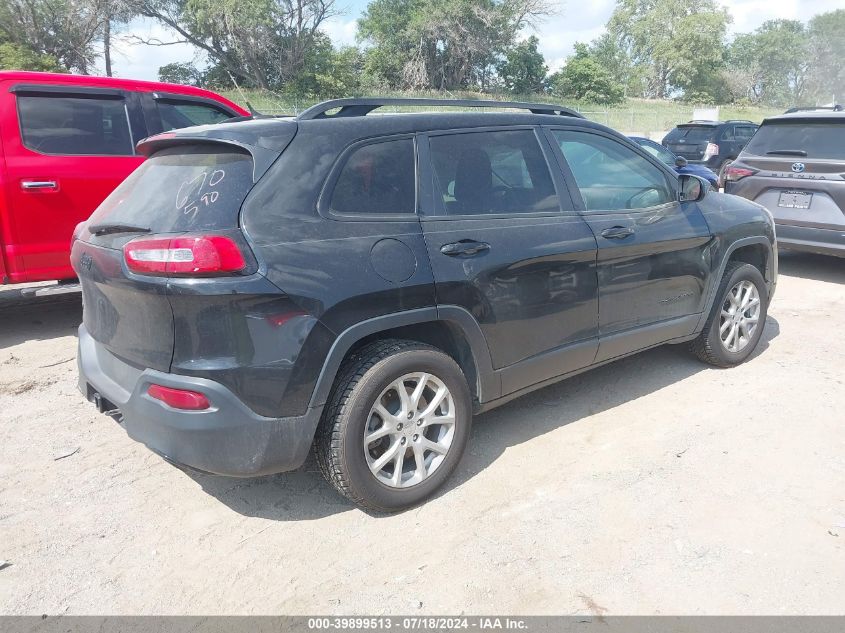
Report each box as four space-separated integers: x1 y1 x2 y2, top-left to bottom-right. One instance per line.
364 372 456 488
719 280 761 353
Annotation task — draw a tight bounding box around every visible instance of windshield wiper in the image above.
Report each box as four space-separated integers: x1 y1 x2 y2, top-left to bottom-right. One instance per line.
89 223 152 237
766 149 808 157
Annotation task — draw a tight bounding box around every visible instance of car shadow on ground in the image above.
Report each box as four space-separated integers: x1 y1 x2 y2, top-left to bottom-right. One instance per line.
778 251 844 284
187 316 780 521
0 294 82 350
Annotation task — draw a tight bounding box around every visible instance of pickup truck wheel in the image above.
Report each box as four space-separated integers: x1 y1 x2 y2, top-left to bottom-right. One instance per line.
690 262 768 367
315 339 472 512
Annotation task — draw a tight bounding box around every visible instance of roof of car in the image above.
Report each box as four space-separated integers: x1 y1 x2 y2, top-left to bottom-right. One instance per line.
677 120 756 127
140 107 613 156
0 70 247 114
763 110 845 123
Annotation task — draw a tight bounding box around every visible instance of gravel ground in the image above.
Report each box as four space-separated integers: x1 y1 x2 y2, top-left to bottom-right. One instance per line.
0 251 843 615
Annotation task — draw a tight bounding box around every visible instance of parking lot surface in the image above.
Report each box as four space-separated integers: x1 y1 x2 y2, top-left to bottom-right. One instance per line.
1 252 843 615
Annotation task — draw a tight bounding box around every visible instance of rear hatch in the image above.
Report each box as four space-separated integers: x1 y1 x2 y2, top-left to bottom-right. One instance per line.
664 124 716 161
731 118 845 229
71 119 295 370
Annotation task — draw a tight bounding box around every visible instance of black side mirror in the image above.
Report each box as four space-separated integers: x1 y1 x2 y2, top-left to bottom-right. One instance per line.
679 174 708 202
675 156 688 168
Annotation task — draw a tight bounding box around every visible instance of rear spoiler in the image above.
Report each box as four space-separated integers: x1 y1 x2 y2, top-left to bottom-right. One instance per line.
136 118 297 182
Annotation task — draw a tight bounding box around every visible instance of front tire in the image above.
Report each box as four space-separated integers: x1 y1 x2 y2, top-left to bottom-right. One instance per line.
315 339 472 512
690 262 769 367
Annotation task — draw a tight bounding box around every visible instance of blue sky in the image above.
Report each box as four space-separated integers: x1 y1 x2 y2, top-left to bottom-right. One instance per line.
111 0 844 82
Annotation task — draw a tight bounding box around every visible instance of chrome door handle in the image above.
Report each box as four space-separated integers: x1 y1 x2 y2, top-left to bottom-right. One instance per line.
21 180 57 190
440 240 491 257
600 226 635 239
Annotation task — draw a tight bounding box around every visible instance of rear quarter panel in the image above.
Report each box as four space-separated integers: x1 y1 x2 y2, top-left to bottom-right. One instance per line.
240 123 437 415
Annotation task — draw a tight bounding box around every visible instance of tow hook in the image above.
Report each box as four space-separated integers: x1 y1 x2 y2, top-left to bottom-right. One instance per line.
91 390 121 418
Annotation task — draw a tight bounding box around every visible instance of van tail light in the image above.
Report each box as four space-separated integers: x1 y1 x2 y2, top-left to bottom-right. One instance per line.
147 384 210 410
703 143 719 160
124 234 247 276
724 165 758 183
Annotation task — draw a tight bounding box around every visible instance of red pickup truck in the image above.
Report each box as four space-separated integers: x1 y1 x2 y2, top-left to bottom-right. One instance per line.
0 71 248 286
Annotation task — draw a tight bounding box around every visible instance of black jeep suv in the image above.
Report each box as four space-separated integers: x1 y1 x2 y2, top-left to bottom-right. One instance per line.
73 98 777 511
663 120 759 182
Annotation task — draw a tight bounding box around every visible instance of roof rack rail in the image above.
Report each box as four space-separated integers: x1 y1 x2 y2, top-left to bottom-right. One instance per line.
784 105 843 114
725 119 755 123
296 98 585 120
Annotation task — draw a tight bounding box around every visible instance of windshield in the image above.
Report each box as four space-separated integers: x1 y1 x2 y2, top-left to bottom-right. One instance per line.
743 122 845 160
86 145 254 233
636 140 675 166
665 126 715 143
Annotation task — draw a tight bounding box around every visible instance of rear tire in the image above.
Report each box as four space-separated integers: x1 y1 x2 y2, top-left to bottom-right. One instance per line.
690 262 768 367
315 339 472 512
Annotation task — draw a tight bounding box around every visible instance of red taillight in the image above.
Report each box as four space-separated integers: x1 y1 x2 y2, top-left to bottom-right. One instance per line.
124 235 246 276
147 384 210 410
724 165 757 182
703 143 719 160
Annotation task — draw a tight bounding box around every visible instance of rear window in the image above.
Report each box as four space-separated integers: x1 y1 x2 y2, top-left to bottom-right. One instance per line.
743 122 845 160
87 145 254 233
665 126 715 143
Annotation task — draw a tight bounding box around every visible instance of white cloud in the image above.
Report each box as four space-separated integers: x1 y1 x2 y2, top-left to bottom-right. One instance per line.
723 0 845 34
531 0 615 63
321 17 359 47
100 19 200 81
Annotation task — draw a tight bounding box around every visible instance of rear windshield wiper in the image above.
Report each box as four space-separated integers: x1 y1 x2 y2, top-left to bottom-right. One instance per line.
766 149 808 157
89 223 152 237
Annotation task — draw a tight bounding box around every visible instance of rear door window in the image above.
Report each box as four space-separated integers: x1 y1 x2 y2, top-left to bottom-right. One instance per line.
328 138 416 215
157 99 233 131
17 95 133 156
742 122 845 160
428 129 559 215
86 145 254 233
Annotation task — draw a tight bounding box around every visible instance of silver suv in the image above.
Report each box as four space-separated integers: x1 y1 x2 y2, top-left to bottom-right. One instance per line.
725 110 845 257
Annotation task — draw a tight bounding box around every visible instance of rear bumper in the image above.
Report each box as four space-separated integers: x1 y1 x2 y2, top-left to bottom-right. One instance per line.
77 326 323 476
775 224 845 258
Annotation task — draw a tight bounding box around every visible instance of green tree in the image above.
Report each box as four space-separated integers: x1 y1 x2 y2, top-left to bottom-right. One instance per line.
607 0 730 99
587 32 639 97
497 35 548 94
0 0 106 73
0 42 64 72
726 20 808 106
132 0 338 90
549 43 624 105
806 10 845 104
358 0 553 90
158 61 204 86
284 35 366 97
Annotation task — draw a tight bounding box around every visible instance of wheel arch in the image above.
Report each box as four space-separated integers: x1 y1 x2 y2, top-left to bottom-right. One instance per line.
696 236 774 333
308 306 499 410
